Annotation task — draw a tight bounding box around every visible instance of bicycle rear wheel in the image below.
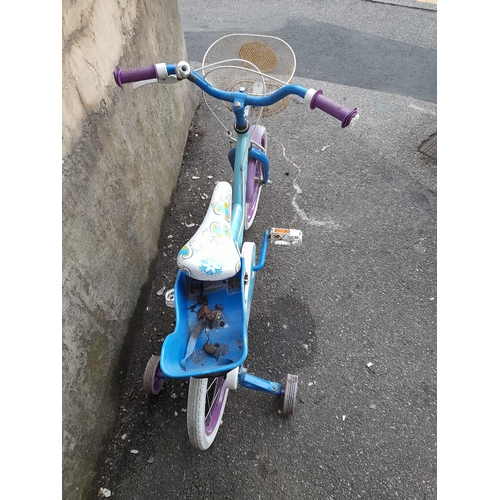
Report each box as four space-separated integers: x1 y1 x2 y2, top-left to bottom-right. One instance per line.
245 125 267 230
187 376 229 450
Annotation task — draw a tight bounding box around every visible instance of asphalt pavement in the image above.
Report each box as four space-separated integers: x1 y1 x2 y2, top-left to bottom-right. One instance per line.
95 1 437 498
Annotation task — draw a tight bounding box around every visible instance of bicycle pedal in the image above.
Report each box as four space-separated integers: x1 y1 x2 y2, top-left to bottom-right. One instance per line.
269 227 303 246
165 288 175 308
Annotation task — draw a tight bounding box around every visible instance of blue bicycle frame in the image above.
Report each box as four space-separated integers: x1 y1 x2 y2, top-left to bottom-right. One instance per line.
157 66 309 385
115 49 358 449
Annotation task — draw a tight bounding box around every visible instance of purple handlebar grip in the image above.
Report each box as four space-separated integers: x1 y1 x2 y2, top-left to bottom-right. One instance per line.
309 90 357 128
114 65 157 88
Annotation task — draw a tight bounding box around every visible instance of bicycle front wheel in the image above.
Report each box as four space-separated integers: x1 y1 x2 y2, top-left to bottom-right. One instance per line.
187 376 229 450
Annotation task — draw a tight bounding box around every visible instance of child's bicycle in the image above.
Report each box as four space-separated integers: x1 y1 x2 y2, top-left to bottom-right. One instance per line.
114 34 358 450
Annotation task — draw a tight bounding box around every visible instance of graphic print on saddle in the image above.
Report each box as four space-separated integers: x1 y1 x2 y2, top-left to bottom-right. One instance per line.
177 181 241 280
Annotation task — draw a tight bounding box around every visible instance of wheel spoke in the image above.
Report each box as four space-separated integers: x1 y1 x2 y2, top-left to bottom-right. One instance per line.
205 378 223 423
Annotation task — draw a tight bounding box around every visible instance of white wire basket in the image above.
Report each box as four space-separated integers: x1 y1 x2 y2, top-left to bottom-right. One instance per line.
201 34 296 117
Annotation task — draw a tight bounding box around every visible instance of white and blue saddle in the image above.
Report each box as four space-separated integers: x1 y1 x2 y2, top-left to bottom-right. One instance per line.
177 181 241 281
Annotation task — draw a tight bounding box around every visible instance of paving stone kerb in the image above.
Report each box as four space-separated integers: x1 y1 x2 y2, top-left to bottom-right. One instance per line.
62 1 198 498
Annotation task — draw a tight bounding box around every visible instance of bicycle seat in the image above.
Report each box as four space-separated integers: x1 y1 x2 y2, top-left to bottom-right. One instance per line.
177 181 241 281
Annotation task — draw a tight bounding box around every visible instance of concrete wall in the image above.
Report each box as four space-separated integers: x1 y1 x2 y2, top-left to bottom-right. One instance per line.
62 1 198 498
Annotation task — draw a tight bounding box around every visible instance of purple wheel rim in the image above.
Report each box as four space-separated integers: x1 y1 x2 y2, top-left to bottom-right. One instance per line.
144 355 164 395
204 377 227 436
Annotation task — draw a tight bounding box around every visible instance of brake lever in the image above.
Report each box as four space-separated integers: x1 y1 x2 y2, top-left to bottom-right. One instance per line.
132 75 180 90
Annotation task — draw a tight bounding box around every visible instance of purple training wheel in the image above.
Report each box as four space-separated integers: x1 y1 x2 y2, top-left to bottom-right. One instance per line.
282 374 298 416
143 355 165 395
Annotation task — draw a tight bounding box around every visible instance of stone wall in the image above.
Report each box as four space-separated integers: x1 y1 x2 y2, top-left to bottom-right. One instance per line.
62 1 198 498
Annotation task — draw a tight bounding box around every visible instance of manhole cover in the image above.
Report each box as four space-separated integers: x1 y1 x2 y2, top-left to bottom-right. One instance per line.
419 132 437 162
365 0 437 12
